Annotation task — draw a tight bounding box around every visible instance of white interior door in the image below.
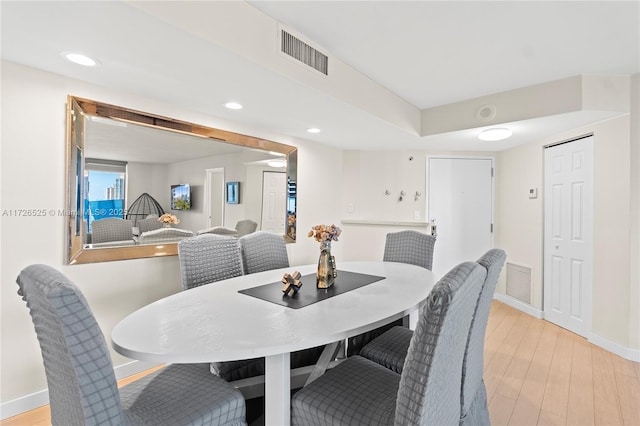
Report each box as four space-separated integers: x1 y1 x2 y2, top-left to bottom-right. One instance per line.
205 168 225 228
427 157 494 276
544 136 593 337
261 171 286 233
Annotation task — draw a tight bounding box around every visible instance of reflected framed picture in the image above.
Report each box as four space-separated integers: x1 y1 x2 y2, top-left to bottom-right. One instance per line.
226 181 239 204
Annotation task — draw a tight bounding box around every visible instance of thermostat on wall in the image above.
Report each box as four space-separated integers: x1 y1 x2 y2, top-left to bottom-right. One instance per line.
528 188 538 199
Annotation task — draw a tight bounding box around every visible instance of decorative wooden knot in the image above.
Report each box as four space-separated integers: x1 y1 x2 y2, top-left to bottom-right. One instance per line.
282 271 303 296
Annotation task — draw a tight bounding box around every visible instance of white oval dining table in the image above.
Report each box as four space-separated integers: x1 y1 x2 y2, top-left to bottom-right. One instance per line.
111 261 438 426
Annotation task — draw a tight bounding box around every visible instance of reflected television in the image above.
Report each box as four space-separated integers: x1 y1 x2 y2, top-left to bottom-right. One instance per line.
171 184 191 210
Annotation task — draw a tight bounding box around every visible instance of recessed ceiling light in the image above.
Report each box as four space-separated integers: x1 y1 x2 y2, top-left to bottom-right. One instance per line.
62 52 98 67
478 128 512 141
307 128 321 134
224 102 243 110
267 160 286 168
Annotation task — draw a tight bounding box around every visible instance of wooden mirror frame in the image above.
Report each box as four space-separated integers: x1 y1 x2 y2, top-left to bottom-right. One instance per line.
65 96 297 264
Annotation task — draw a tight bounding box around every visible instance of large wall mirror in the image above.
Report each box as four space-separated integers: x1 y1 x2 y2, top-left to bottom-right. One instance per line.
66 96 297 264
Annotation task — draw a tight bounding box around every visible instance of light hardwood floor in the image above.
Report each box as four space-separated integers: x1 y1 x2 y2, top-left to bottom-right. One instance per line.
485 301 639 426
2 301 639 426
0 365 164 426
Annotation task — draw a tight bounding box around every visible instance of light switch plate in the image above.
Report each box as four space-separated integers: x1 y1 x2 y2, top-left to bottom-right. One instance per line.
528 188 538 199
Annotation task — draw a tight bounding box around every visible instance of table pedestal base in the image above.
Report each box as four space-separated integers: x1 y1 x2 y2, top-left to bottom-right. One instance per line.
265 353 291 425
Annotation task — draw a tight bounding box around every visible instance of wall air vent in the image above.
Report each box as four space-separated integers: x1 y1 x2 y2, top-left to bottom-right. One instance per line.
506 262 532 305
281 29 328 75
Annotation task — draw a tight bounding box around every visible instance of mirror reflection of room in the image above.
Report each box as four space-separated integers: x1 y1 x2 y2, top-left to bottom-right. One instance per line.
81 114 289 250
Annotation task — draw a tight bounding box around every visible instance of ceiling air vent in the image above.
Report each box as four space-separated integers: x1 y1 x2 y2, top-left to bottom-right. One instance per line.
281 29 328 75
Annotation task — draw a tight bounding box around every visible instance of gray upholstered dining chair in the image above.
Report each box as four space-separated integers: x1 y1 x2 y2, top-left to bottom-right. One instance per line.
239 231 289 274
383 229 436 270
137 216 162 233
460 248 507 424
178 234 244 290
16 264 246 426
347 229 437 356
178 234 263 381
359 248 507 425
291 261 486 425
91 217 133 244
235 219 257 237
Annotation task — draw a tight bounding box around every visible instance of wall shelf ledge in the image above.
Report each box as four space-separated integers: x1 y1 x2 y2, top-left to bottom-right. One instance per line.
340 219 429 227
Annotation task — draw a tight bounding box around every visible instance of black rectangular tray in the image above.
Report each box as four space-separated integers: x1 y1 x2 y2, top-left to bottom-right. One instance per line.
238 270 385 309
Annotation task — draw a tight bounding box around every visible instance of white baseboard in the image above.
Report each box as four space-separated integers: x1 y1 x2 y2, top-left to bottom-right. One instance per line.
494 293 640 363
588 333 640 362
494 293 544 319
0 389 50 422
0 360 160 420
112 360 161 381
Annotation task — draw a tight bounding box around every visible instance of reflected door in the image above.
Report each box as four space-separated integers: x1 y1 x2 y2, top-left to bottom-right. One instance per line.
261 171 286 233
544 136 593 337
206 168 225 228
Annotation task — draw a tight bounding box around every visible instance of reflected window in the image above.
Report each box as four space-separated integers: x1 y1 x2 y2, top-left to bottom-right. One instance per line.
287 178 296 215
84 158 127 231
287 177 297 240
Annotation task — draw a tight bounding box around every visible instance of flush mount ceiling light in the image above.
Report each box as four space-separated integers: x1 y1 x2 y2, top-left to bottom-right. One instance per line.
267 160 286 168
62 52 98 67
224 102 243 110
307 128 321 134
478 127 512 141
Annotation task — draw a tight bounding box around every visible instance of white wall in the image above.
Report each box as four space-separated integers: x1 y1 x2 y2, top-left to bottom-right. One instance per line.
340 149 492 262
340 149 427 262
0 61 343 408
342 150 427 223
629 73 639 350
287 141 344 267
127 162 167 212
163 151 247 233
495 114 635 350
159 150 282 234
494 141 545 308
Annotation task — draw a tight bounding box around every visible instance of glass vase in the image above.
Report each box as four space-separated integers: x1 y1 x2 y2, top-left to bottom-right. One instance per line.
316 240 337 289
